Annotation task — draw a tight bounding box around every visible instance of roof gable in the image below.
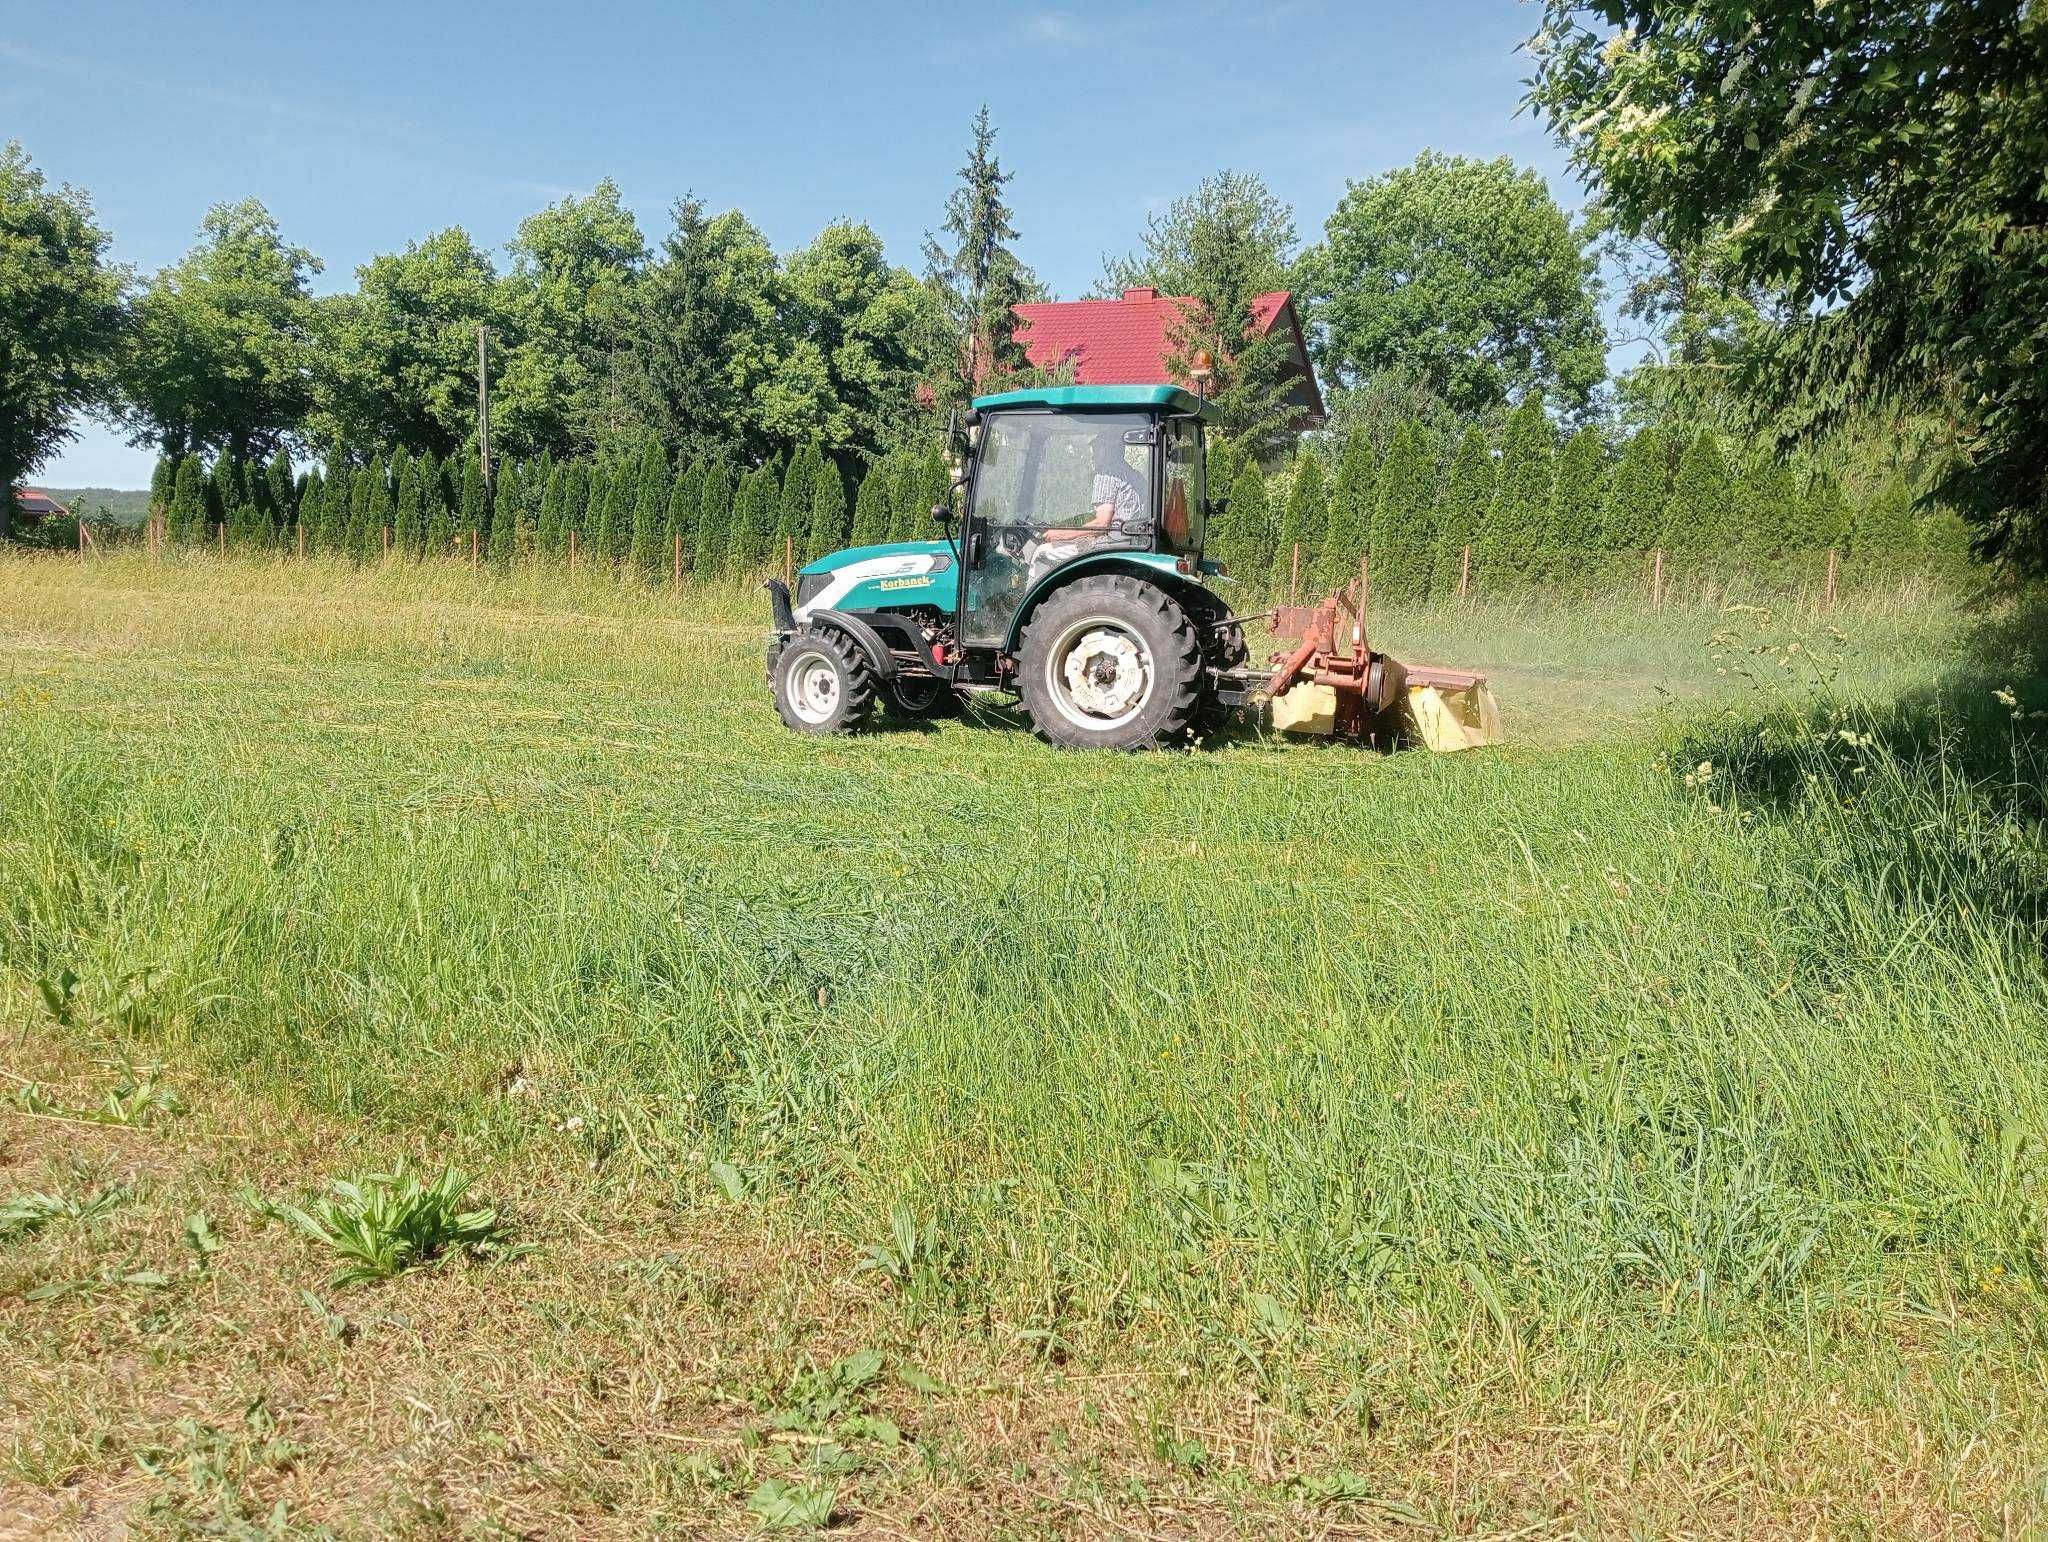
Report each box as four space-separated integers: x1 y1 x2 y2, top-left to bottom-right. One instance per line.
1010 289 1324 424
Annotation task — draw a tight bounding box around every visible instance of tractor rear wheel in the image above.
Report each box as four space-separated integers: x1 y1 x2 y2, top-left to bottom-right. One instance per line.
772 629 877 735
1016 574 1203 750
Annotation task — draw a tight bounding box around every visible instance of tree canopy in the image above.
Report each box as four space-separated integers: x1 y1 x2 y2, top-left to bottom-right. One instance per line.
0 141 124 538
1527 0 2048 567
1307 151 1607 417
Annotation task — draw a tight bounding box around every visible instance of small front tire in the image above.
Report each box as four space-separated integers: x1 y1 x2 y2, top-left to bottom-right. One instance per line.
772 630 877 735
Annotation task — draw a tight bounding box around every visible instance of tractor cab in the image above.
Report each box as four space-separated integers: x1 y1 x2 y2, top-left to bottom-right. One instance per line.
953 385 1213 646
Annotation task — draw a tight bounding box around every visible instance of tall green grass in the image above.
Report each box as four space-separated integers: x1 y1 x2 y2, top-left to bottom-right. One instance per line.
2 551 2042 1387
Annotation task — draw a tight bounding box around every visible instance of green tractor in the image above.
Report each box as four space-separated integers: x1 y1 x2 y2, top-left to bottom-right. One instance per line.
764 384 1501 752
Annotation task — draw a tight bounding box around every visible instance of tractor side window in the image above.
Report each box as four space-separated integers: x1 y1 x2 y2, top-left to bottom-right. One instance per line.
963 411 1154 647
1161 420 1203 555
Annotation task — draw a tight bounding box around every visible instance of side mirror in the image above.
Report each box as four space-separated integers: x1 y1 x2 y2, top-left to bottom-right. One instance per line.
931 501 954 525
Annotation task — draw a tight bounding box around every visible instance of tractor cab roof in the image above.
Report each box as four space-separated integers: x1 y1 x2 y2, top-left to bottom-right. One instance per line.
969 384 1219 422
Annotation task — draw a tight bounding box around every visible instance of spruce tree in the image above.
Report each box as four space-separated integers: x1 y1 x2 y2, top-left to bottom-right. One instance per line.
582 462 612 559
1274 452 1329 594
266 450 294 532
1369 421 1436 601
490 461 521 565
604 459 634 562
1661 432 1733 556
1733 458 1795 561
1850 477 1917 574
1548 426 1606 583
1601 428 1669 551
1432 427 1494 597
169 454 206 543
779 447 818 552
297 471 324 551
1323 428 1377 590
728 465 779 573
806 460 850 563
558 460 590 560
1222 463 1273 588
537 461 566 556
1479 395 1554 587
850 462 890 547
667 459 702 571
1917 508 1977 585
630 436 670 575
394 451 425 556
423 454 455 553
316 460 349 555
460 455 487 550
149 453 176 530
349 457 379 559
526 451 553 558
1788 469 1849 555
695 462 734 577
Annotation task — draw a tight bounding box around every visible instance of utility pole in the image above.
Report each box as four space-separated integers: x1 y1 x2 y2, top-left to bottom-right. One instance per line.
477 324 493 496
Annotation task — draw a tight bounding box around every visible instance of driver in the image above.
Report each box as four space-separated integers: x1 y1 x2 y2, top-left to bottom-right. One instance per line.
1044 431 1144 544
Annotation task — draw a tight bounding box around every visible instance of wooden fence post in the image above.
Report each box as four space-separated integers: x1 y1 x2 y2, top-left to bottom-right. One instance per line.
1289 542 1300 606
1823 547 1838 614
77 518 86 557
297 524 305 560
1651 547 1665 611
673 534 683 592
1459 544 1471 602
471 528 479 571
784 536 795 588
218 523 226 560
569 529 579 572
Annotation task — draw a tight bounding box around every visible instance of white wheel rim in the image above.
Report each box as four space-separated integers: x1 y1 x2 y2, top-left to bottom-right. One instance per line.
1045 615 1153 731
788 652 842 725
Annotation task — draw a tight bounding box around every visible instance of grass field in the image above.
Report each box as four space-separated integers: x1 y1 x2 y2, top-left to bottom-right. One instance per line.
3 551 2045 1538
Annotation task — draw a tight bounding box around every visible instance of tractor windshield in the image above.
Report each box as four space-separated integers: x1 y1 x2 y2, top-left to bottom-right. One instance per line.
962 411 1155 645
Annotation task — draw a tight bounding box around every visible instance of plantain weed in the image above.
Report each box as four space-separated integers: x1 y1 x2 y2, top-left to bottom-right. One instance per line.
746 1476 837 1532
277 1163 523 1287
1 1184 131 1243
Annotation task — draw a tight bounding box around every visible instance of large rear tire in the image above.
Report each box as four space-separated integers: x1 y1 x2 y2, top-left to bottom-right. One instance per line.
1015 574 1203 750
772 629 877 735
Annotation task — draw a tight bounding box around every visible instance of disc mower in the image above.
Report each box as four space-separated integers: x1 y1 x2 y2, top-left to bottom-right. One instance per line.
764 384 1501 753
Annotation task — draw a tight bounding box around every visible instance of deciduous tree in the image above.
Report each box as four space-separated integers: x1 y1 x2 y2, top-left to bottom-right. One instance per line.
1308 152 1606 417
0 143 123 540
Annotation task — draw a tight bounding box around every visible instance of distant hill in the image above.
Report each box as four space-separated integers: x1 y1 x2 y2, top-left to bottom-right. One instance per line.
39 488 151 525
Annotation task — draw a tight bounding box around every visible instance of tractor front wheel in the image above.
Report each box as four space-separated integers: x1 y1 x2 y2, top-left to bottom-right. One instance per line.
1016 575 1203 750
772 629 877 735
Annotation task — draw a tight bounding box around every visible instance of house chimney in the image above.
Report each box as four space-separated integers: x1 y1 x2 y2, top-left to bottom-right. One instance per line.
1122 287 1157 302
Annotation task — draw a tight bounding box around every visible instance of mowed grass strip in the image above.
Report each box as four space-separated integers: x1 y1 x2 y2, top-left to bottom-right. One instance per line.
2 551 2044 1536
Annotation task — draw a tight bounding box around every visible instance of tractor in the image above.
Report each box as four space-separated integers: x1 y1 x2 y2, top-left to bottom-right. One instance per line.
763 383 1501 752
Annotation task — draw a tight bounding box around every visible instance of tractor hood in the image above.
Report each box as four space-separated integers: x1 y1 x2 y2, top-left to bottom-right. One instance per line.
794 540 955 620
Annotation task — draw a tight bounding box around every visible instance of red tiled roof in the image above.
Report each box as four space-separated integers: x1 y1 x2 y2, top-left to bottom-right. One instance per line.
1010 289 1323 423
9 487 69 518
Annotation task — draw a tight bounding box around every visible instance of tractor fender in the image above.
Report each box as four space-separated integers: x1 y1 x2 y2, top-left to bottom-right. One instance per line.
1001 553 1213 654
804 610 901 683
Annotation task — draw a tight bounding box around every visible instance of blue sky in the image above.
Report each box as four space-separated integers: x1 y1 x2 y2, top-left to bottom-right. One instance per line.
8 0 1578 488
